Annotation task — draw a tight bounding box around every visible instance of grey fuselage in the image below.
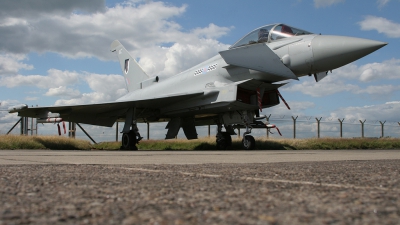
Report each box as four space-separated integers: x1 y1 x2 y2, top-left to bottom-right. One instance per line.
116 28 386 124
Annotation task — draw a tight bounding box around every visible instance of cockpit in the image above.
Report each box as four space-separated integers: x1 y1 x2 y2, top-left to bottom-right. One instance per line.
230 23 313 49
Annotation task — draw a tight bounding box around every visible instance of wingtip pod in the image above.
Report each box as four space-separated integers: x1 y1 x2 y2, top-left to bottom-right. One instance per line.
110 40 122 52
8 104 28 113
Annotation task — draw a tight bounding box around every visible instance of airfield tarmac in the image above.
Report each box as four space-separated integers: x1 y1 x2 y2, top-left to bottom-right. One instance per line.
0 150 399 224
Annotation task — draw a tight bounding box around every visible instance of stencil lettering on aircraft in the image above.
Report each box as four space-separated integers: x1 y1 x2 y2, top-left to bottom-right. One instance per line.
194 63 218 76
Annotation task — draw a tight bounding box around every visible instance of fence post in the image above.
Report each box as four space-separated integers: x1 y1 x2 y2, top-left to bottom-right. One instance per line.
379 121 386 138
20 117 28 135
68 122 76 139
147 122 150 140
359 120 366 138
208 125 210 137
338 118 344 138
115 122 119 142
31 117 34 136
316 117 322 138
292 116 298 139
398 122 400 138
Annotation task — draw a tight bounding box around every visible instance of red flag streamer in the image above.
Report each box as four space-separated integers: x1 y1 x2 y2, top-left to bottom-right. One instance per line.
266 124 282 136
275 126 282 136
57 124 61 136
257 88 262 112
62 121 66 134
276 90 290 110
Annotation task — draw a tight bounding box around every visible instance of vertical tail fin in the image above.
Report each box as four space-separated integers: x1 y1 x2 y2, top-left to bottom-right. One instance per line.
110 40 149 92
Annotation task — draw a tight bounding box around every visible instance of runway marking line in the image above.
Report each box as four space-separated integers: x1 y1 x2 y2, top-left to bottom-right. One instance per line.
112 167 400 192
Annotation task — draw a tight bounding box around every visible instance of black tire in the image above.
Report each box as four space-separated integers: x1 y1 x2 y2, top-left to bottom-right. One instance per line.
121 131 138 150
222 132 232 147
242 135 255 150
216 132 232 150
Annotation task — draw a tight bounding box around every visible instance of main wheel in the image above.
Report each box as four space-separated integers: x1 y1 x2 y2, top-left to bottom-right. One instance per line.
242 135 255 150
216 132 232 150
121 131 138 150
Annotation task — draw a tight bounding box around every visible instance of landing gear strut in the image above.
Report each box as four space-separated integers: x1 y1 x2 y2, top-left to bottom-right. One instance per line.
121 108 143 150
241 111 256 150
122 130 137 150
121 128 142 150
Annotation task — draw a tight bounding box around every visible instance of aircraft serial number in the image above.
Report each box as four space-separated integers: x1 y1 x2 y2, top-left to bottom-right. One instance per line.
194 63 218 76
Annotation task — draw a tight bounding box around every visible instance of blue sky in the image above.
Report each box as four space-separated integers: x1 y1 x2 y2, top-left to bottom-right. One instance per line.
1 0 400 140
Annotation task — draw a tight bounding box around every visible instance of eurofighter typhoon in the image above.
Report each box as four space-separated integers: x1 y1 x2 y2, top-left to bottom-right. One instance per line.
9 23 387 150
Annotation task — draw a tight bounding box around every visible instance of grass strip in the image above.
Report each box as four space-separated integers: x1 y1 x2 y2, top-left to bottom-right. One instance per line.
1 135 400 150
0 135 92 150
95 137 400 150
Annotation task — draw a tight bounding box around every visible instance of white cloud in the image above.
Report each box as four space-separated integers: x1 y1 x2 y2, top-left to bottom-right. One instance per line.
0 1 230 60
285 59 400 97
53 73 127 105
326 59 400 83
85 73 127 99
283 77 359 97
0 69 80 89
330 101 400 121
0 1 231 79
359 16 400 38
314 0 345 8
45 86 81 98
192 23 232 39
377 0 391 9
25 97 39 101
0 99 20 109
160 39 229 76
354 85 400 96
0 0 105 19
267 100 316 116
358 59 400 82
54 92 109 106
0 54 33 75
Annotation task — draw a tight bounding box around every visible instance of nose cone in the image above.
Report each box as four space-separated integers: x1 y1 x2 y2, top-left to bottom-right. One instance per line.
312 35 387 72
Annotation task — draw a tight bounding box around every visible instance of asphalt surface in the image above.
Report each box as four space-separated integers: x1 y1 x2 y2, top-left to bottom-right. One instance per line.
1 150 400 164
0 150 399 224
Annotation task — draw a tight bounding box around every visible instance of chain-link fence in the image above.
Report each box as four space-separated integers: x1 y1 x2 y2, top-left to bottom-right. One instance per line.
1 115 400 143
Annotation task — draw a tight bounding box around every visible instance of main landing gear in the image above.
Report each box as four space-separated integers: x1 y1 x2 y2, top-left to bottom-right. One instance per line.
216 124 232 150
121 125 143 150
121 108 143 150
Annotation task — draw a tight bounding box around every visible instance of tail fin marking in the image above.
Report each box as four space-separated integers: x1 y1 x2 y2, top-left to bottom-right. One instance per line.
110 40 149 92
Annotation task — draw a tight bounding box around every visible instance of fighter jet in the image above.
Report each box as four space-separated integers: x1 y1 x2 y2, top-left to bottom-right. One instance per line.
9 23 387 150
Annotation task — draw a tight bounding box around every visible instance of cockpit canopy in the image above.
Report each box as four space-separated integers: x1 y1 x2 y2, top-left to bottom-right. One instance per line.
230 23 313 49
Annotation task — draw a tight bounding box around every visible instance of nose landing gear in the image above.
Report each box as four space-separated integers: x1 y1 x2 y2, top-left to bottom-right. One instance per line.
242 135 255 150
240 110 256 150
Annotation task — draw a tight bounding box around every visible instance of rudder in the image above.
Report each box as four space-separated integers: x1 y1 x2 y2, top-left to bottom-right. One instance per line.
111 40 149 92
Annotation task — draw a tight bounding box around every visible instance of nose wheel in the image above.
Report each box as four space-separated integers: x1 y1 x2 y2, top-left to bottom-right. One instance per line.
242 135 255 150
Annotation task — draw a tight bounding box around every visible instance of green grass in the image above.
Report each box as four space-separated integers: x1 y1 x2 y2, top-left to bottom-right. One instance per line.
1 135 400 150
0 135 92 150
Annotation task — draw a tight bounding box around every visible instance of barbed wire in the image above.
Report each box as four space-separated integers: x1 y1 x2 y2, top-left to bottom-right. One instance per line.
267 114 399 126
